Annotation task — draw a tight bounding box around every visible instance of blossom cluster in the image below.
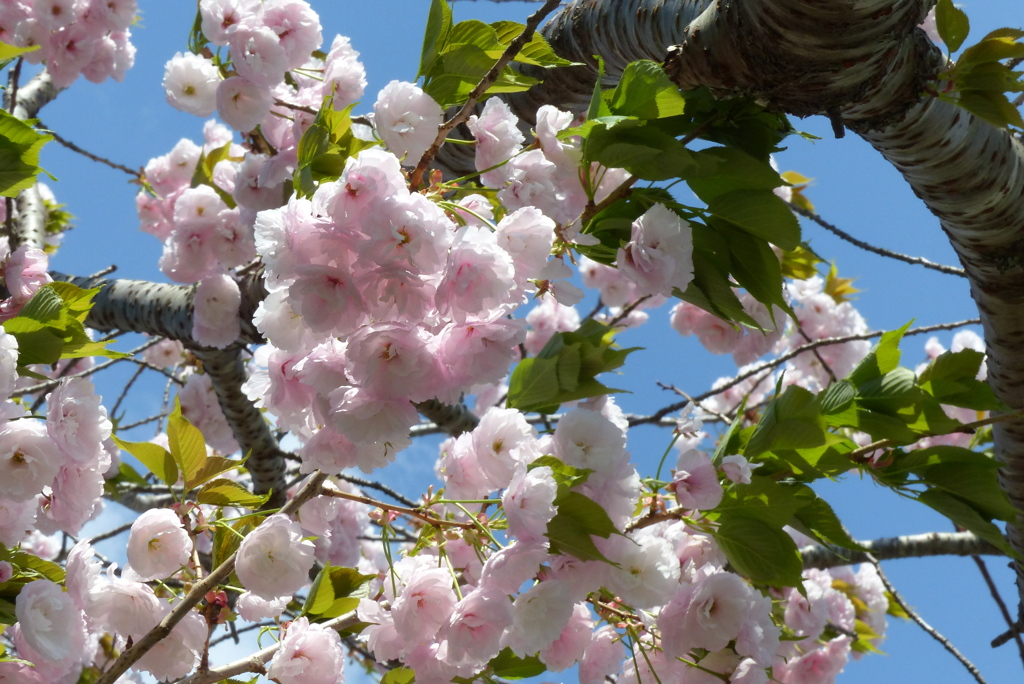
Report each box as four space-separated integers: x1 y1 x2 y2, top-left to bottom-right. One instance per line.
0 0 971 682
0 0 136 87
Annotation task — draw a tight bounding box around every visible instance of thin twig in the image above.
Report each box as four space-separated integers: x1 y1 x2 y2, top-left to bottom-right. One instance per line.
867 553 988 684
409 0 563 190
319 484 473 530
629 318 981 427
36 121 141 177
95 472 330 684
86 521 134 546
846 411 1023 462
338 473 418 507
13 337 161 398
788 202 966 277
970 554 1024 660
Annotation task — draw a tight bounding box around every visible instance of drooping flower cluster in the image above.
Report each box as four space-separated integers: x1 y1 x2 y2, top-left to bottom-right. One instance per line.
0 0 137 87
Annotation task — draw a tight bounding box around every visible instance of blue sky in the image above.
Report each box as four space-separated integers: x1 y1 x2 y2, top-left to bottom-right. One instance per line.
22 0 1024 682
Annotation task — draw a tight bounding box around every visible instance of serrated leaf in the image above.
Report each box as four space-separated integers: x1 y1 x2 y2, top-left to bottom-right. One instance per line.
546 491 618 562
745 385 827 458
916 489 1014 556
847 322 912 386
607 60 687 119
706 189 800 251
186 456 240 491
488 648 546 679
584 121 700 181
820 380 856 415
112 436 179 487
957 89 1024 129
490 21 576 68
197 479 269 509
793 494 867 551
419 0 453 79
715 510 803 586
935 0 970 52
11 553 65 583
168 398 208 489
0 110 53 197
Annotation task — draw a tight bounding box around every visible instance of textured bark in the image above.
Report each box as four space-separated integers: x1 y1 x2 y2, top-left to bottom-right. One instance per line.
57 270 265 347
192 348 288 507
800 532 1004 570
627 0 1024 610
5 72 60 251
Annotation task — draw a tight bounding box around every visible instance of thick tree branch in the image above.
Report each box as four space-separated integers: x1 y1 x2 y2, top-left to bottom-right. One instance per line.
799 531 1004 570
192 348 287 507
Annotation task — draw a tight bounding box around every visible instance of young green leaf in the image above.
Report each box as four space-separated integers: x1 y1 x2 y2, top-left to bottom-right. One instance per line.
168 398 209 489
112 436 179 488
935 0 970 52
196 479 270 509
545 490 619 562
715 510 804 586
0 110 54 197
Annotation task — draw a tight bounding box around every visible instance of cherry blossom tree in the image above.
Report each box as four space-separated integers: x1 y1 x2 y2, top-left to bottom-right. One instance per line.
0 0 1022 683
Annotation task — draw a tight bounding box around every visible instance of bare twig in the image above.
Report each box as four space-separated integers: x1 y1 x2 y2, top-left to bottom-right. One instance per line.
867 554 989 684
629 318 981 427
36 121 141 177
95 472 329 684
970 554 1024 660
788 202 966 278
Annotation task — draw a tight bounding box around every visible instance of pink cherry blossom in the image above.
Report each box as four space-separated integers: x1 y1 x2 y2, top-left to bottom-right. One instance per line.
659 570 755 657
45 377 112 464
579 625 625 684
617 202 693 297
502 464 558 544
126 508 193 581
230 20 289 87
446 588 513 667
266 616 346 684
672 449 724 510
503 579 579 657
540 602 593 671
235 513 315 600
0 419 64 502
163 51 220 117
15 579 86 662
467 97 524 186
193 273 242 348
390 567 457 644
373 80 443 164
133 606 206 681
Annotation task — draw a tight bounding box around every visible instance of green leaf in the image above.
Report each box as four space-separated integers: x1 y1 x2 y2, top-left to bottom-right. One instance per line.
490 21 576 68
186 456 241 491
506 357 560 412
506 321 638 414
0 42 40 61
488 648 547 679
935 0 970 52
715 510 803 586
918 349 1002 410
713 217 791 317
546 491 619 562
190 141 237 208
957 89 1024 129
847 322 912 386
687 146 783 201
584 121 700 181
196 479 270 509
793 494 866 551
423 44 539 109
187 7 209 54
304 565 375 619
820 380 856 415
382 668 416 684
607 60 687 119
916 489 1014 556
168 398 209 489
0 110 53 197
419 0 453 79
11 553 66 583
745 385 827 458
530 455 593 490
706 189 800 251
916 459 1017 522
112 436 179 487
